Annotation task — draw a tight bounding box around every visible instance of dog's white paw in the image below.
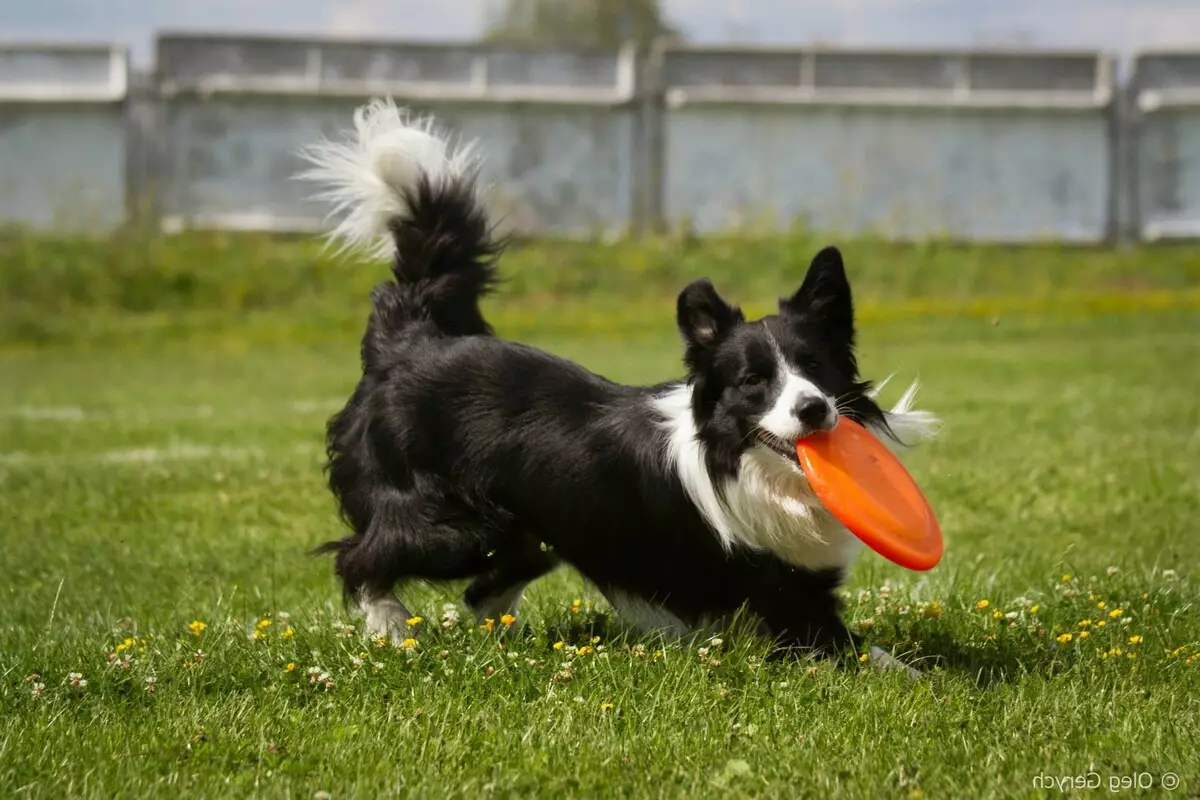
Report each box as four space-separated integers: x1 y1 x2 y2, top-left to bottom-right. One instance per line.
868 645 923 679
361 593 414 644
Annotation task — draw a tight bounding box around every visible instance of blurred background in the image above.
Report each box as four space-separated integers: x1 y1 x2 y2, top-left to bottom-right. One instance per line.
2 0 1200 243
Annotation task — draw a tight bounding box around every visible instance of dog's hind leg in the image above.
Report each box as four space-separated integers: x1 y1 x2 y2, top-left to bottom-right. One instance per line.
359 590 414 642
322 487 501 640
464 533 560 627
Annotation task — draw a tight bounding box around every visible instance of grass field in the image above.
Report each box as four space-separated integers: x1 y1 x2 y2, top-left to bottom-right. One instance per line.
2 234 1199 798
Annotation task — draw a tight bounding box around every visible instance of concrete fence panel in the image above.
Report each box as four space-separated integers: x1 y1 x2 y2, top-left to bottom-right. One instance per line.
0 44 129 231
653 44 1116 242
154 34 641 236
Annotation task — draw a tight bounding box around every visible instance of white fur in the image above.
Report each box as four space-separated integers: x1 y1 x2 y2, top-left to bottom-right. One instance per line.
603 589 694 638
760 334 836 440
296 98 480 260
652 383 854 570
359 591 413 641
868 645 922 678
652 379 939 571
758 369 833 439
878 378 942 446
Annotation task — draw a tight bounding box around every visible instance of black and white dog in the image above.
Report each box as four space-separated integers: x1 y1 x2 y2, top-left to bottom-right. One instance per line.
300 99 938 664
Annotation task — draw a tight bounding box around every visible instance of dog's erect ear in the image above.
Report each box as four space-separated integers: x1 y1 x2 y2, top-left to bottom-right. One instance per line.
677 278 742 368
782 246 854 339
782 245 857 372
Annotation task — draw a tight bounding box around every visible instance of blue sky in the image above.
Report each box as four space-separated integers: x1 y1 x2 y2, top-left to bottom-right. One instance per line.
5 0 1200 66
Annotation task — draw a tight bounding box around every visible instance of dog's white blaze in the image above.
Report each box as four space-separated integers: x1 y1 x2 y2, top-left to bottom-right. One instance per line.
297 97 480 260
652 379 939 572
760 333 836 439
757 368 831 440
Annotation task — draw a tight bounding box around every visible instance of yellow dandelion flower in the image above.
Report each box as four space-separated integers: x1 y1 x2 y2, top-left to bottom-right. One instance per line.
576 646 594 656
975 600 990 610
1030 605 1039 614
373 635 388 647
480 618 495 632
1061 574 1072 582
1097 601 1107 609
253 630 267 641
401 638 419 650
992 610 1003 619
552 641 565 651
286 662 296 672
1127 652 1137 660
1128 635 1143 645
256 618 272 630
1096 620 1107 628
1079 630 1090 639
1170 646 1188 658
1109 608 1123 619
406 616 424 627
858 652 870 663
1056 633 1073 644
591 636 601 644
1078 619 1092 628
570 599 582 614
500 614 517 627
281 627 295 640
188 621 207 637
600 702 615 712
1108 647 1122 657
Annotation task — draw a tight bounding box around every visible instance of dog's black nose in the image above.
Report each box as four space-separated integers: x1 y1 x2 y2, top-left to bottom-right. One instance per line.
795 397 831 428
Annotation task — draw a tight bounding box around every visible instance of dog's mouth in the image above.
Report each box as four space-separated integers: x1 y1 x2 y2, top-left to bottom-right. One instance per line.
755 431 801 466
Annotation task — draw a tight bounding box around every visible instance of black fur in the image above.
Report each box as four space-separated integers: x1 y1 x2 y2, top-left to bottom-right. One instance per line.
319 172 896 660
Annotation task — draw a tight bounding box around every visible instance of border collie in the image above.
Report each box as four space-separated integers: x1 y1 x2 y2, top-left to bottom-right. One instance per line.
299 99 939 665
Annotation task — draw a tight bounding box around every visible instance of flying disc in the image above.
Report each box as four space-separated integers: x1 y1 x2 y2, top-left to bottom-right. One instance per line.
795 418 942 571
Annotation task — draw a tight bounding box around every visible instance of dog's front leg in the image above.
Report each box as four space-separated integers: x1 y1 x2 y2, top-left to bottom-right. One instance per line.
744 566 859 661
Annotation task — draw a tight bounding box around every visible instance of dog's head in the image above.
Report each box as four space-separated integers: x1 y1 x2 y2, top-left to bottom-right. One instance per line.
676 245 891 479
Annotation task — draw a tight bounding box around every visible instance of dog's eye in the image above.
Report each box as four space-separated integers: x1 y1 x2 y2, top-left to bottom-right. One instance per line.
743 374 764 387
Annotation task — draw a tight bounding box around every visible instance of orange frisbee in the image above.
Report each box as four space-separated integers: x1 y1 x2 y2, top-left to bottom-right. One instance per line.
795 418 942 571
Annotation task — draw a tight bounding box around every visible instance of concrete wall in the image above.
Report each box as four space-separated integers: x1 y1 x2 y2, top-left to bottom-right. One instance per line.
155 36 640 237
0 45 129 230
653 46 1115 242
0 35 1196 243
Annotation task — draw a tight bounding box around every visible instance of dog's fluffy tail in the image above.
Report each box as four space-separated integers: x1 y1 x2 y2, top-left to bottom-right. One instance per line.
298 98 502 352
868 376 942 448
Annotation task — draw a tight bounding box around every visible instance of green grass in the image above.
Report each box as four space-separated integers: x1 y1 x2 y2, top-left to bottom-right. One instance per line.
2 235 1200 797
3 230 1199 346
